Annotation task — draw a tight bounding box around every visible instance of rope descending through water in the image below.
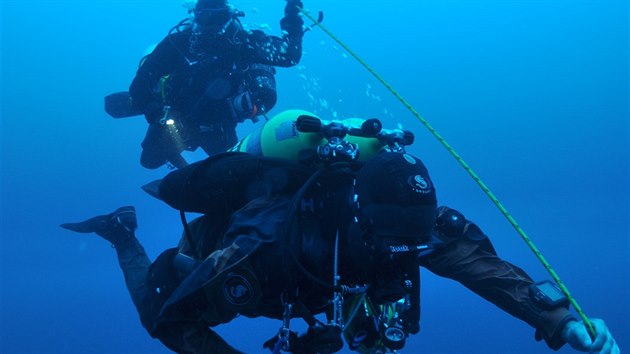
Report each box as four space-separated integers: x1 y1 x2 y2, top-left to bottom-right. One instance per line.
298 7 596 340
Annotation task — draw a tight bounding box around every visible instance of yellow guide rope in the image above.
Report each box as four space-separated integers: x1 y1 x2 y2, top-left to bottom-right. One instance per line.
299 8 596 339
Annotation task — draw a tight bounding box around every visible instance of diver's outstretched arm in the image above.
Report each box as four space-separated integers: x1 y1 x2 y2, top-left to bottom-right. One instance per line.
421 206 573 350
562 319 620 354
422 207 621 353
244 0 304 67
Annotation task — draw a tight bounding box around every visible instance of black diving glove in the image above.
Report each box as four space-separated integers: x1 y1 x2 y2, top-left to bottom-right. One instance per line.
281 0 304 36
284 0 303 17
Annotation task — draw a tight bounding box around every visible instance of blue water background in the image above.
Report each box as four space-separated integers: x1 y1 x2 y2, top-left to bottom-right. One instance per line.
1 0 628 353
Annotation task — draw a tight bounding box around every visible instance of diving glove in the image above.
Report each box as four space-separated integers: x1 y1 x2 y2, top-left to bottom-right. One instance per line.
284 0 303 17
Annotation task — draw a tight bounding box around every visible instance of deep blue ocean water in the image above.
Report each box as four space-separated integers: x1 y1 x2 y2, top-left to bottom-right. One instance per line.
1 1 627 353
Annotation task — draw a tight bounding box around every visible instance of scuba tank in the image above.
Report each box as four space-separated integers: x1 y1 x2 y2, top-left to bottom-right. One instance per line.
230 109 408 162
158 109 415 214
230 109 328 161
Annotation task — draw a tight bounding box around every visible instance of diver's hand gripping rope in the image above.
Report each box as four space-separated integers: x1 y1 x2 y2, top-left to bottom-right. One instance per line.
298 7 597 340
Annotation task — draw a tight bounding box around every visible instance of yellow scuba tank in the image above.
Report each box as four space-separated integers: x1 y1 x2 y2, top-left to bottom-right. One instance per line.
231 109 325 161
230 110 388 163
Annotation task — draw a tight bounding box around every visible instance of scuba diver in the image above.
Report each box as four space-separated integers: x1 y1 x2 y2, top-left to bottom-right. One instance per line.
61 110 619 354
104 0 305 169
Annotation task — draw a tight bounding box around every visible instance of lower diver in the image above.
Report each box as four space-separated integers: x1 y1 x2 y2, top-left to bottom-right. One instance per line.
61 111 620 354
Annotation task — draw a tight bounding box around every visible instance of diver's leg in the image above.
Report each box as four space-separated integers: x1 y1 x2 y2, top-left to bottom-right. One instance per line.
61 207 154 328
114 237 154 328
153 247 259 354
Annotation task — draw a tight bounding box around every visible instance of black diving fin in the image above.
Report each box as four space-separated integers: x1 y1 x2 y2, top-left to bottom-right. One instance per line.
60 206 137 234
141 179 163 201
105 91 143 118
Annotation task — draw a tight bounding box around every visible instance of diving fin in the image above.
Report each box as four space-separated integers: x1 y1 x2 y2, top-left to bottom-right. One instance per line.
60 216 106 234
141 179 163 201
105 91 143 118
60 206 137 244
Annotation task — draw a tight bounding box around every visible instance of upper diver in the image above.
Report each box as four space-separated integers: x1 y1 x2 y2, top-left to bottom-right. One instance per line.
106 0 305 169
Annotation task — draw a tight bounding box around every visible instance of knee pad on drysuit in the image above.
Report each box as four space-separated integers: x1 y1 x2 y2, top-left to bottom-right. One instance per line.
147 248 183 306
137 248 184 333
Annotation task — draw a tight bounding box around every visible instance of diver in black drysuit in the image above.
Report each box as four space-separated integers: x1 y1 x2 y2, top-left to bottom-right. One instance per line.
127 0 304 169
61 152 619 354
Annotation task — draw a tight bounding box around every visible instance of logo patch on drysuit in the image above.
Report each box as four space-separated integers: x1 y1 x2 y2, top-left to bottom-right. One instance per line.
403 154 417 165
408 174 431 194
389 244 410 253
223 273 255 307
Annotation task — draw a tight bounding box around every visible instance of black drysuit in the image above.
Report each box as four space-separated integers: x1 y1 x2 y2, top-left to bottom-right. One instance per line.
129 13 303 169
110 153 574 353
